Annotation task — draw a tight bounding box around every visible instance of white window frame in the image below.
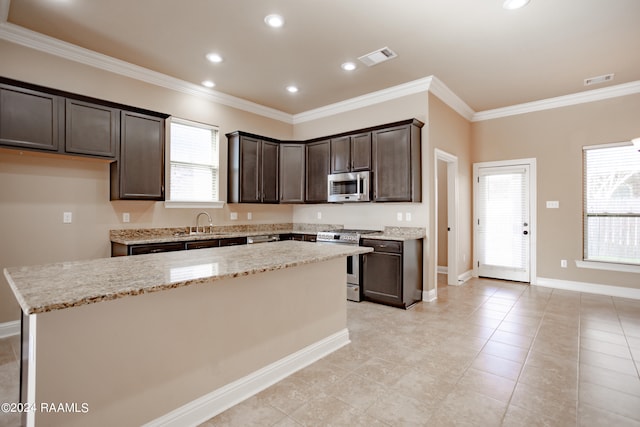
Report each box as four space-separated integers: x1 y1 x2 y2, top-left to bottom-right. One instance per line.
165 117 224 209
579 141 640 272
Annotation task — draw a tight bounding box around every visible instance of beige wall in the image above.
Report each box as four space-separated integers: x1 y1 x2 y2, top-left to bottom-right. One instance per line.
428 94 474 283
472 93 640 289
437 159 448 267
0 40 294 323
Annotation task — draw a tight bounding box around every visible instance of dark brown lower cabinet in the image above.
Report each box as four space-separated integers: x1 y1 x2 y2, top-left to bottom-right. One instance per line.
361 238 423 309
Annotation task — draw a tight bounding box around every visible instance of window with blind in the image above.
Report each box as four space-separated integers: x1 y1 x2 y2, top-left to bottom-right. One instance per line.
583 143 640 265
168 118 219 204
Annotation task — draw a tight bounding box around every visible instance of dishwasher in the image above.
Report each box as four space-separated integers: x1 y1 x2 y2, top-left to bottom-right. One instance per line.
246 235 280 244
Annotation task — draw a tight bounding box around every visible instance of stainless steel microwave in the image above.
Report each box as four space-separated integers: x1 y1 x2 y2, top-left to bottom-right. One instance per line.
327 171 371 202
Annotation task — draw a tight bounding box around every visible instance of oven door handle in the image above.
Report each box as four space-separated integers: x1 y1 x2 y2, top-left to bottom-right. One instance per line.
357 173 362 200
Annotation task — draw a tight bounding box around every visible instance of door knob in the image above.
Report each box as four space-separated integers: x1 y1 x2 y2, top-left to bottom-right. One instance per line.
523 230 529 235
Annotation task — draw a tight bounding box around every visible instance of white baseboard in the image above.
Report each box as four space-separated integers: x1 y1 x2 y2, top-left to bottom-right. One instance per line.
143 328 350 427
0 320 19 338
535 277 640 300
423 288 437 302
458 270 473 284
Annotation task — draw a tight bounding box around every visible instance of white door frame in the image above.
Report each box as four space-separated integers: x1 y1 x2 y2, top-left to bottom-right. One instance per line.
434 149 459 298
473 158 537 284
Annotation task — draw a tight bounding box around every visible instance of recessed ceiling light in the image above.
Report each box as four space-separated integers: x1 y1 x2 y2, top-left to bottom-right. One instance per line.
341 62 357 71
201 80 215 88
206 53 223 63
286 85 298 93
503 0 530 10
264 14 284 28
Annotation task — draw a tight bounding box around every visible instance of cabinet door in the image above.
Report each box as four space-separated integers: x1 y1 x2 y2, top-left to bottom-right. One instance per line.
239 136 261 202
350 132 371 171
113 111 165 200
362 252 403 307
0 84 62 151
279 143 305 203
261 141 279 203
306 140 330 203
372 125 412 202
330 136 350 173
65 99 118 158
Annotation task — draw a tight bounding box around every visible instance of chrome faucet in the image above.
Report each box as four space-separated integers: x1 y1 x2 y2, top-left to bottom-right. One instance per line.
195 211 213 234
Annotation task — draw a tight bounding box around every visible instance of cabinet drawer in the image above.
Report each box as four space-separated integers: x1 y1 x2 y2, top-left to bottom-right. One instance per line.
219 237 247 247
185 240 220 250
361 239 402 254
130 242 185 255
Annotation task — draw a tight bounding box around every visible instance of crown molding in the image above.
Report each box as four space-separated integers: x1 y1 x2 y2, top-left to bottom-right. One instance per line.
2 20 638 126
428 76 475 121
0 22 294 124
292 77 434 124
472 80 640 122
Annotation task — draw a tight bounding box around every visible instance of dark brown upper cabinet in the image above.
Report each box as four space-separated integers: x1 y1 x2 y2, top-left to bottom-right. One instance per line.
227 132 279 203
372 120 423 202
330 132 371 173
305 139 330 203
279 143 306 203
0 83 63 152
65 99 118 159
110 111 165 200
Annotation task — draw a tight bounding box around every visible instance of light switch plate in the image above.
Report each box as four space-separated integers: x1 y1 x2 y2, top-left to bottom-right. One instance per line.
122 213 130 223
247 212 252 220
230 212 238 220
63 212 72 224
546 201 560 208
405 212 412 221
397 212 403 221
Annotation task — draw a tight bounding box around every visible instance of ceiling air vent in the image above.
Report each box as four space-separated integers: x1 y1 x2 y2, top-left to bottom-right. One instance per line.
358 47 398 67
584 73 614 86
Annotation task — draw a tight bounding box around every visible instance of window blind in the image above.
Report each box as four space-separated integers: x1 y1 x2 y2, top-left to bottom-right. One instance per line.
478 168 528 270
169 119 219 202
584 143 640 265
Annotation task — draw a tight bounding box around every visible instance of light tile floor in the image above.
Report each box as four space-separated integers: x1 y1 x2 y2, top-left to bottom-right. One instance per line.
1 277 639 426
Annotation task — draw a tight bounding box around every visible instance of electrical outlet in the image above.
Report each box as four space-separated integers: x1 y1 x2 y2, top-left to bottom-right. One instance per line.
317 211 322 220
405 212 412 221
63 212 72 224
561 259 567 268
230 212 238 220
397 212 403 221
247 212 252 220
122 213 130 223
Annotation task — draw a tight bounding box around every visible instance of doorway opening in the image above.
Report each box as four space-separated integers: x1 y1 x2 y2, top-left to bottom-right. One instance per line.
434 149 459 300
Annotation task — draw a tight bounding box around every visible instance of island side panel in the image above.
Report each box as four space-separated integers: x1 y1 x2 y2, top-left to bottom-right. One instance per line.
29 258 346 427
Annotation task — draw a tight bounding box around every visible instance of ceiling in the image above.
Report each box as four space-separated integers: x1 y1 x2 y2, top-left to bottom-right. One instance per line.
3 0 640 115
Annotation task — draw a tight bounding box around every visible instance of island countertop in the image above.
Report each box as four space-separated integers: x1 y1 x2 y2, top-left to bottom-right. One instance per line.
4 241 372 315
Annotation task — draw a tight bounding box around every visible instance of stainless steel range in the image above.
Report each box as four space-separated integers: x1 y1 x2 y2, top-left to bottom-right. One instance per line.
317 229 381 302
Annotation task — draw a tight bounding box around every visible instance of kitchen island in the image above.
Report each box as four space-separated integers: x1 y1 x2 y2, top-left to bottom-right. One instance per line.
4 241 372 427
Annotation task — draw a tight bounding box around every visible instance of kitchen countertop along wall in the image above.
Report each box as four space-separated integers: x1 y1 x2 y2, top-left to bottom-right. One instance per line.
109 224 426 245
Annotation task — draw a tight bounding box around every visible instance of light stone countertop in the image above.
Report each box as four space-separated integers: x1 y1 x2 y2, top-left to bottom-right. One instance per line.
4 241 372 315
110 224 426 245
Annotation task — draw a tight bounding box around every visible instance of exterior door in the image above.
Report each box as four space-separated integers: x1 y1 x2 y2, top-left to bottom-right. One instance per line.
475 164 531 282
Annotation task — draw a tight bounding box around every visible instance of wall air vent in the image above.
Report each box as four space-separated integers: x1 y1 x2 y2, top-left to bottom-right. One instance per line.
584 73 614 86
358 47 398 67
